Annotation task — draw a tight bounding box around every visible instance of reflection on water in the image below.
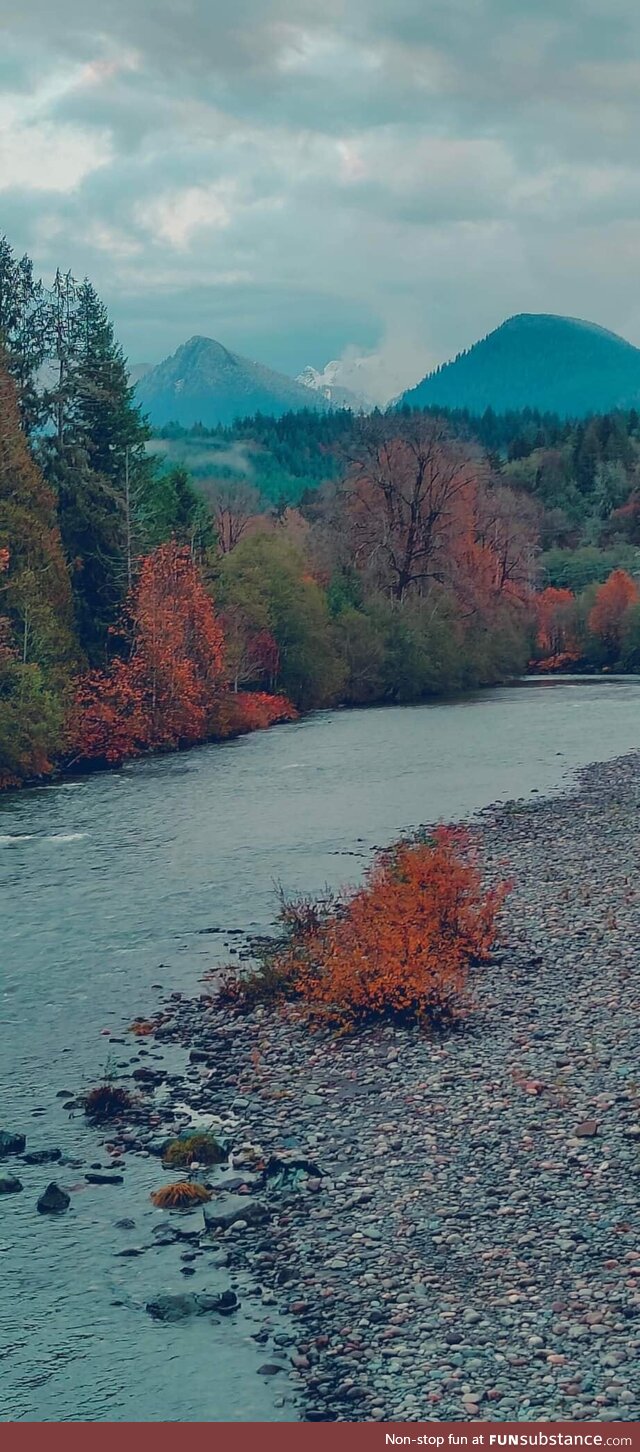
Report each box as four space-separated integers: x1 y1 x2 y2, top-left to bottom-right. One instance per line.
1 676 639 1421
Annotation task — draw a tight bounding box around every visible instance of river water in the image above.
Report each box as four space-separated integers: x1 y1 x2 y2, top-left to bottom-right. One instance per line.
2 676 640 1422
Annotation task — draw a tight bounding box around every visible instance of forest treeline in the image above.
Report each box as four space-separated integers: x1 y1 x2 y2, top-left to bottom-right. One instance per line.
1 235 639 789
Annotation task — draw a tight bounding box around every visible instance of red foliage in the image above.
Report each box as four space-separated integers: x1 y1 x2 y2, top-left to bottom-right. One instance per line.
534 587 577 655
271 828 510 1029
69 542 296 766
70 542 225 764
529 651 580 674
588 569 639 655
211 691 297 738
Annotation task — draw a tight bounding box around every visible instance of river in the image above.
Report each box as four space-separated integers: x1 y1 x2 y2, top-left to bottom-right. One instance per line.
1 676 640 1422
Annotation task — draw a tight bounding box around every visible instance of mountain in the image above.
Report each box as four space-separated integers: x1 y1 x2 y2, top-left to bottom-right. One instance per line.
136 335 329 428
400 314 640 418
297 363 374 412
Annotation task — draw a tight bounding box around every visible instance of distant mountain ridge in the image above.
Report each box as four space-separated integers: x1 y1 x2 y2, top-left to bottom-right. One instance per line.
400 313 640 418
136 335 329 428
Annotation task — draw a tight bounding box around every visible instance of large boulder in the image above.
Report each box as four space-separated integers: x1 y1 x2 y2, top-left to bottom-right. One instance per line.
37 1182 70 1215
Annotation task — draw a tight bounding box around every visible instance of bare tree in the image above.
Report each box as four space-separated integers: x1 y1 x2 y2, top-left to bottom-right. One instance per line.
199 477 263 555
338 414 485 602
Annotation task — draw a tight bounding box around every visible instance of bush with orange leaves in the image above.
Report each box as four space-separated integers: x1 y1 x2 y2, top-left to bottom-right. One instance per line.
210 690 298 738
231 829 509 1030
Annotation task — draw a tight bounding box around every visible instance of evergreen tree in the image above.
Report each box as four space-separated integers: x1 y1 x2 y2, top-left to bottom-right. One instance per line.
0 235 49 435
49 280 154 663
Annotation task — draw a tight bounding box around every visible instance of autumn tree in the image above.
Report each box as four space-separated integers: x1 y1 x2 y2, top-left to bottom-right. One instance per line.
534 587 578 657
0 358 76 680
588 568 640 661
0 361 75 783
70 542 226 764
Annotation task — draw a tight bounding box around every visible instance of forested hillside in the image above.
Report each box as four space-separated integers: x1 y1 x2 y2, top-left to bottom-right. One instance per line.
402 313 640 416
2 236 640 790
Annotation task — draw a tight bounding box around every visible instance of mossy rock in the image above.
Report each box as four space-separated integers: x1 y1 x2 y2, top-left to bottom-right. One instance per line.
161 1133 226 1168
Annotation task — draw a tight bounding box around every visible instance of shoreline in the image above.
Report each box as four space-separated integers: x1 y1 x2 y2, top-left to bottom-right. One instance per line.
3 670 637 800
77 748 640 1423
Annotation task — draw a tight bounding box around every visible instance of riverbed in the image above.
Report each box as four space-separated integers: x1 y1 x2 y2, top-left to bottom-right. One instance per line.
2 676 640 1422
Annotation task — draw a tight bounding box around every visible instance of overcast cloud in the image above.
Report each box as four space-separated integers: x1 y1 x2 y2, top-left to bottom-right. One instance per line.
1 0 640 398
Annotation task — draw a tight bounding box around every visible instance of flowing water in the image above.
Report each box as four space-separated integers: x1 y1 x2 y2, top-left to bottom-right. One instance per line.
1 676 640 1422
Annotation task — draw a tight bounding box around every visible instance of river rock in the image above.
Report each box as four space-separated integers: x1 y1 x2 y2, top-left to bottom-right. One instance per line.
146 1293 199 1322
22 1148 62 1165
85 1172 124 1185
146 1289 239 1321
203 1196 269 1232
0 1131 26 1158
37 1182 70 1214
0 1175 23 1194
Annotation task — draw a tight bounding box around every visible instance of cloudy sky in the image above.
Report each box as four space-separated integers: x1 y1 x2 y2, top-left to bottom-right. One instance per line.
1 0 640 400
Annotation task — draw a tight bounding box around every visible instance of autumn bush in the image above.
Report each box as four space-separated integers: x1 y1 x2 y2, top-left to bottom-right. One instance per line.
210 690 298 738
151 1182 212 1209
226 829 509 1030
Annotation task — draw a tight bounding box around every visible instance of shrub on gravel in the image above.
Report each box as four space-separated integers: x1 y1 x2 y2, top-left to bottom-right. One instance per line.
223 828 509 1030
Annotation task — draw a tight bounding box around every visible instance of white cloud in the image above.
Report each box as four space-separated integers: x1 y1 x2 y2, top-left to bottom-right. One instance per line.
137 182 234 249
0 116 112 192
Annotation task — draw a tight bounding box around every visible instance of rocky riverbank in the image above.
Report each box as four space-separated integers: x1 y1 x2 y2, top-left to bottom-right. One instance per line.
32 751 640 1422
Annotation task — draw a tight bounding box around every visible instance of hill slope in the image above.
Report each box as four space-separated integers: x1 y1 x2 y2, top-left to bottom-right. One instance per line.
136 336 328 428
401 314 640 417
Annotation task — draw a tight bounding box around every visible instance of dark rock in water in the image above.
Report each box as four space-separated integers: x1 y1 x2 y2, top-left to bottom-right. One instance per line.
85 1172 124 1185
203 1196 270 1233
196 1290 239 1316
115 1218 136 1230
37 1182 70 1214
22 1148 61 1165
116 1247 145 1257
0 1175 23 1194
0 1131 26 1158
146 1288 239 1321
146 1293 199 1322
257 1363 286 1376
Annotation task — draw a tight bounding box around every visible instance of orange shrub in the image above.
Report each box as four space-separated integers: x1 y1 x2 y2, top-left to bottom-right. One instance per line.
150 1182 212 1208
211 691 297 738
270 828 510 1029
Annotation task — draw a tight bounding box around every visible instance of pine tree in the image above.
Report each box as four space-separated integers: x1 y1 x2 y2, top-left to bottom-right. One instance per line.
49 280 154 663
0 235 49 435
